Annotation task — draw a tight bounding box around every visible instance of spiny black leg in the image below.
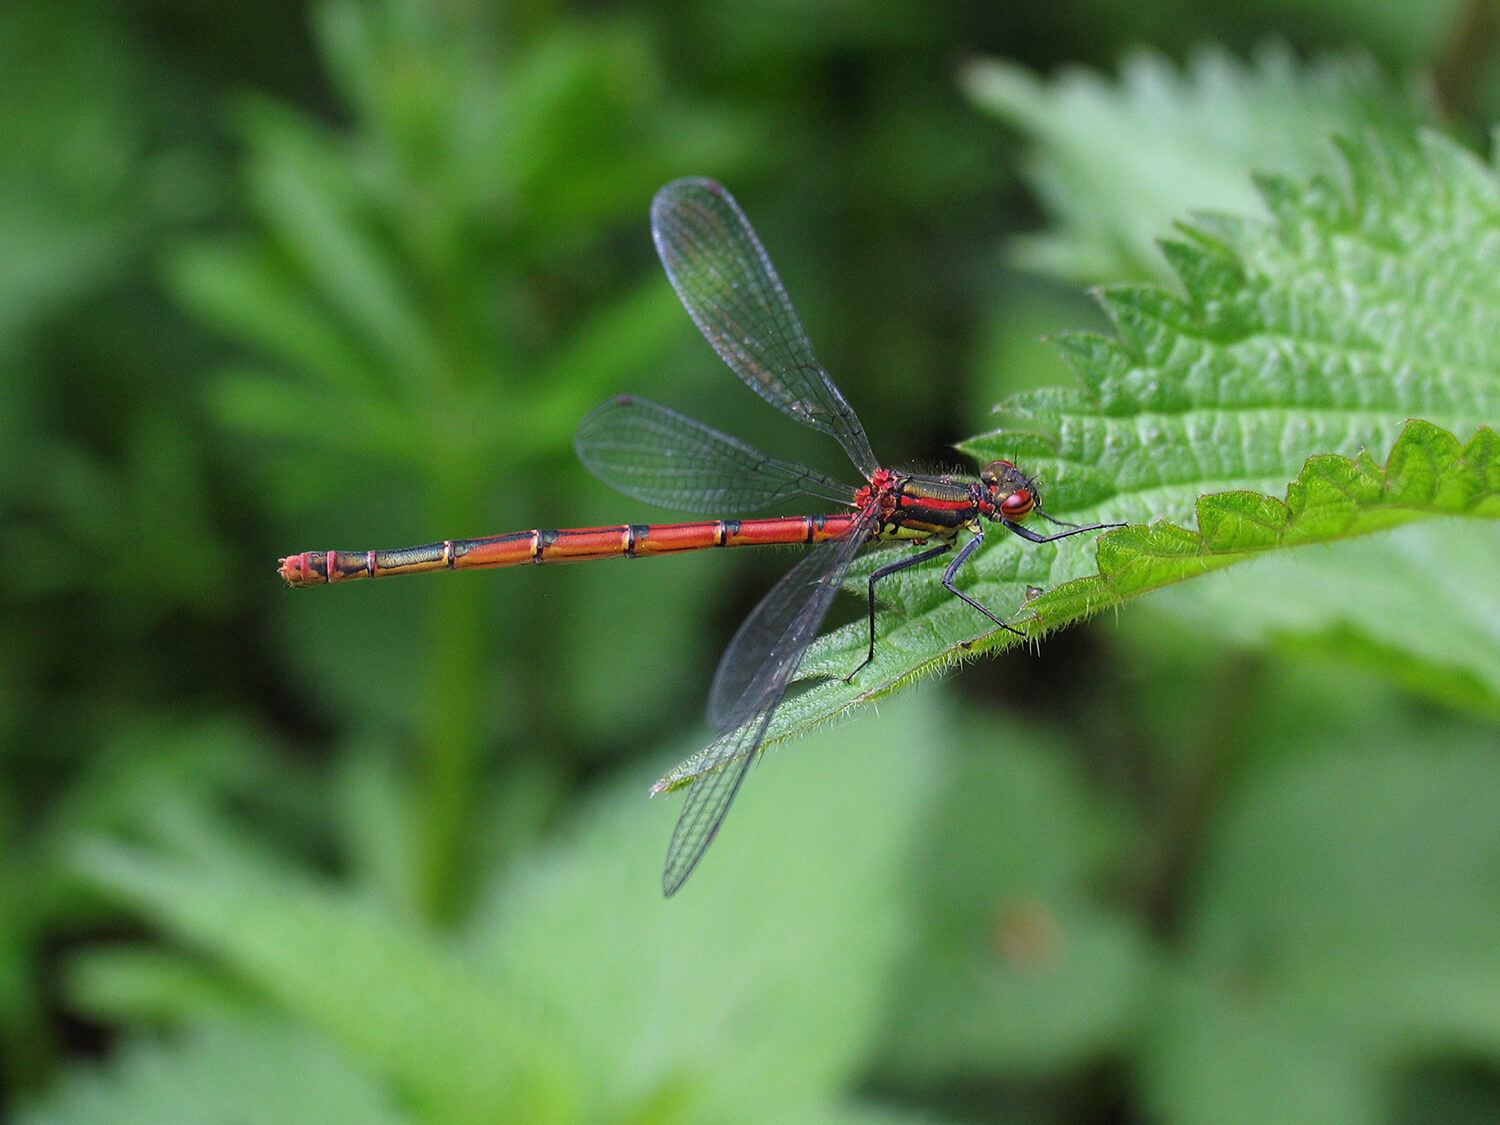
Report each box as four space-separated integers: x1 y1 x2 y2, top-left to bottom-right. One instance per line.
843 517 1118 683
940 531 1027 639
843 541 953 682
1000 517 1123 544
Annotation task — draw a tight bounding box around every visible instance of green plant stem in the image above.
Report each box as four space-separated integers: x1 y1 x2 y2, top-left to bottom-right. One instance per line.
414 472 489 926
1139 652 1262 941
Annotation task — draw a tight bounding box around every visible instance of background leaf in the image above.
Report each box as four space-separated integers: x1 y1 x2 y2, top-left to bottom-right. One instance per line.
64 698 938 1124
17 1021 414 1125
964 44 1427 282
7 2 1500 1122
1142 716 1500 1124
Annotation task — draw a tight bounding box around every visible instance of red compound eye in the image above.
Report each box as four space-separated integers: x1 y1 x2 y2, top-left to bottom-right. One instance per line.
1000 489 1034 519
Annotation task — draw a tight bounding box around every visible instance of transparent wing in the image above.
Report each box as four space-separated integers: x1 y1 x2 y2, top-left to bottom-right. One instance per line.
651 178 880 479
574 395 854 513
658 715 767 896
658 513 875 895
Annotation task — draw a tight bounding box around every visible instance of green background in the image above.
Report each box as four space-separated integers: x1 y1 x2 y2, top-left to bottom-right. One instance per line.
4 0 1499 1121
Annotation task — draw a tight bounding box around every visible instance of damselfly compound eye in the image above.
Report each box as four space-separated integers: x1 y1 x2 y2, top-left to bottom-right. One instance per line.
1000 489 1034 519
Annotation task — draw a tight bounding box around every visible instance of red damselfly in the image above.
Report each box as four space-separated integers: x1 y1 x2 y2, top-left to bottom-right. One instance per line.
281 179 1121 896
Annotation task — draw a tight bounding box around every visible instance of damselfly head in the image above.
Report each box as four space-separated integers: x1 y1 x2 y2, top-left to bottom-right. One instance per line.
980 460 1039 520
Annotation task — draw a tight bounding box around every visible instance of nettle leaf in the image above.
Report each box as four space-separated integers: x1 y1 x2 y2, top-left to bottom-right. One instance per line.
963 44 1427 282
1036 422 1500 619
1145 727 1500 1122
70 703 936 1124
670 129 1500 785
17 1020 413 1125
72 832 585 1125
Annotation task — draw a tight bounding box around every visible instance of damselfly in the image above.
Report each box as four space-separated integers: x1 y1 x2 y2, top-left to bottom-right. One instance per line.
281 179 1121 895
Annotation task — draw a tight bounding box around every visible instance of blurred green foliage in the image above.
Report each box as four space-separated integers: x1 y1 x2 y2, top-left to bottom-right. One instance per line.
3 0 1499 1121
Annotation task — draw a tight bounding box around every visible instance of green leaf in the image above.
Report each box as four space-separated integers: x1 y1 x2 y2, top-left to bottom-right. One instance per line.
1145 520 1500 718
17 1020 414 1125
0 4 144 341
661 128 1500 791
874 724 1153 1078
1143 726 1500 1123
73 823 583 1124
167 240 373 396
476 696 939 1122
963 44 1428 282
72 697 939 1123
237 95 448 396
1036 422 1498 616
